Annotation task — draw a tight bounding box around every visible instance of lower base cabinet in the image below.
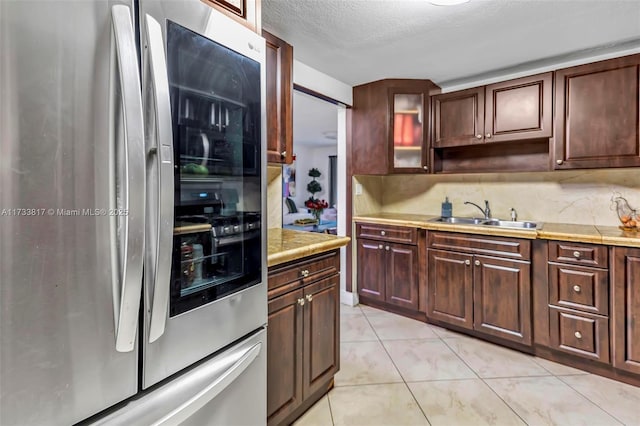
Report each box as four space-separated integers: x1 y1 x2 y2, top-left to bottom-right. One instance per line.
267 251 340 426
612 246 640 374
426 232 532 346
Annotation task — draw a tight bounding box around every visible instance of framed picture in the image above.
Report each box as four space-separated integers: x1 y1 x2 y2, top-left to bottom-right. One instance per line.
283 162 296 197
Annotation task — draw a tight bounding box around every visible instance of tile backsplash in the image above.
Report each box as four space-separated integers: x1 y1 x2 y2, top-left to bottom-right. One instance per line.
355 169 640 227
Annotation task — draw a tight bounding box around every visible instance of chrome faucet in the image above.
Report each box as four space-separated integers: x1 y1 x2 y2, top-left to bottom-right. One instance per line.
464 200 491 219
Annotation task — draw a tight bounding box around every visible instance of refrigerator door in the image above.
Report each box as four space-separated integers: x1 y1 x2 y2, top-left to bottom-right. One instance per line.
140 0 267 388
91 328 266 426
0 1 144 424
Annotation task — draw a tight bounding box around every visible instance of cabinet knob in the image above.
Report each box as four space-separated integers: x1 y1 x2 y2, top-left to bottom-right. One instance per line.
465 259 471 266
378 244 383 249
423 165 428 171
380 231 386 236
476 134 482 139
280 151 287 158
556 159 564 165
300 269 310 278
385 246 390 251
573 285 581 293
298 298 305 306
306 294 313 302
574 331 582 339
485 133 492 138
474 260 481 266
573 251 581 259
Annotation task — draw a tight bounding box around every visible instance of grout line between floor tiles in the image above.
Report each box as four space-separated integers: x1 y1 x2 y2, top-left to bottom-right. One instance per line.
359 305 433 425
325 393 336 426
439 331 530 426
556 376 627 426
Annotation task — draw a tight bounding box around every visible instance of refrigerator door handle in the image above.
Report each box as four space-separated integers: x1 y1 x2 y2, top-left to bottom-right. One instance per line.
144 14 174 343
155 342 262 425
110 5 145 353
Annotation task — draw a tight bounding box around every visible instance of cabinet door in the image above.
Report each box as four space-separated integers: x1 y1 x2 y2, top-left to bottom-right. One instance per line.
473 256 532 345
427 249 474 330
554 54 640 169
357 238 386 302
267 289 304 425
432 87 484 148
485 72 552 143
390 91 429 173
385 243 419 310
202 0 260 32
612 247 640 374
263 30 293 164
303 275 339 397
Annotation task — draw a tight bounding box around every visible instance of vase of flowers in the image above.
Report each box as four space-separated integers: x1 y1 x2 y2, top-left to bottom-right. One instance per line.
305 168 328 223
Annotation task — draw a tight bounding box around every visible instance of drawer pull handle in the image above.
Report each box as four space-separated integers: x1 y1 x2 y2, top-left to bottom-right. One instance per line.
574 331 582 339
298 298 305 306
573 251 581 259
465 260 471 266
300 269 309 278
380 230 386 236
378 244 383 249
573 285 581 293
474 260 481 266
306 294 313 302
385 246 390 251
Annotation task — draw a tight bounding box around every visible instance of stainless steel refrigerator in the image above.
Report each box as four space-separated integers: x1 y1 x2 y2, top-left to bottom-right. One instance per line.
0 1 267 424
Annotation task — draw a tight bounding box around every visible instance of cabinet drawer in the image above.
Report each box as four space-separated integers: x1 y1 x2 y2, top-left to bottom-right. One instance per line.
356 223 417 245
548 264 609 315
268 251 339 298
548 241 608 268
549 307 610 363
428 232 530 260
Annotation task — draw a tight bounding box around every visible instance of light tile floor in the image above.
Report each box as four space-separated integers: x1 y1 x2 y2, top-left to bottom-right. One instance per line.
294 304 640 426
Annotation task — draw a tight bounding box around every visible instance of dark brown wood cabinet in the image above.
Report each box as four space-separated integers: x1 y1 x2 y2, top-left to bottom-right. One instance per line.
432 87 485 148
202 0 261 33
352 79 439 174
612 246 640 374
546 241 611 364
356 223 420 313
263 30 293 164
427 232 532 346
427 249 474 330
554 54 640 169
433 72 552 148
267 251 340 426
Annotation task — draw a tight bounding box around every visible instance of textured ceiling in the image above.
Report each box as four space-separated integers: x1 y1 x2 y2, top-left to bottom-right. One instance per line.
262 0 640 88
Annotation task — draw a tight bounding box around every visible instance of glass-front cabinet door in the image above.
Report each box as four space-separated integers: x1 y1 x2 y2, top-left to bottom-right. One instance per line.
390 91 429 173
166 20 261 316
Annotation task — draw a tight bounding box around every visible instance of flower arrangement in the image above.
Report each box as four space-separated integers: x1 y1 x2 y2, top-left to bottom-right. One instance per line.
305 198 329 221
305 168 328 221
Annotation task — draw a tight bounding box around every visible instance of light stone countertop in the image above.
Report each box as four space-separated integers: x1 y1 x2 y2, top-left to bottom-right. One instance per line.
267 228 351 267
353 213 640 248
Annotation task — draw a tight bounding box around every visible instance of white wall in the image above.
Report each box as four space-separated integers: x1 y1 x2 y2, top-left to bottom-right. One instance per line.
291 145 337 208
293 60 353 106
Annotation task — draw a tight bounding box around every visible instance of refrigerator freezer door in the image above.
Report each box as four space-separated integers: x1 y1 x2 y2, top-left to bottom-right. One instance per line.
140 0 268 389
91 328 266 426
0 1 142 424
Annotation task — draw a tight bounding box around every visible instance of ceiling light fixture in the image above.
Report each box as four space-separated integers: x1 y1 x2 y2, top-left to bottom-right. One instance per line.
429 0 469 6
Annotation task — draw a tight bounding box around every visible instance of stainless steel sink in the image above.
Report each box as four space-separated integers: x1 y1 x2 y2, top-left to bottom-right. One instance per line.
482 219 539 229
430 217 486 225
429 217 540 229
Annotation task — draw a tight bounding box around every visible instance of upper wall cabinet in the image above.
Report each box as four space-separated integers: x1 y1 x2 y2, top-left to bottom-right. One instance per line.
352 79 439 175
554 54 640 169
202 0 261 33
432 72 553 148
263 30 294 164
